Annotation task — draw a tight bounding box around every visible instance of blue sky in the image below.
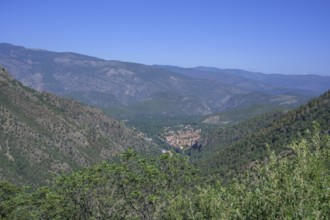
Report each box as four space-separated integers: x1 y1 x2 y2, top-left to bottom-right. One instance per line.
1 0 330 75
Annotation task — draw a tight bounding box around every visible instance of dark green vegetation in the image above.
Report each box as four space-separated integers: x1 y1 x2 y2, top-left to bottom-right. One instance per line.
0 150 197 219
166 136 330 219
191 90 330 180
0 67 156 186
0 132 329 219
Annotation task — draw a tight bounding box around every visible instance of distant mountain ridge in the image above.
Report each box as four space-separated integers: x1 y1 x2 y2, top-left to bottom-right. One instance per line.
156 65 330 96
1 43 327 119
0 67 154 185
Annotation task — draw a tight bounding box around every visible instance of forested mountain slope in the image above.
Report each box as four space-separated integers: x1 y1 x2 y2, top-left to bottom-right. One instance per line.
194 90 330 178
0 67 155 186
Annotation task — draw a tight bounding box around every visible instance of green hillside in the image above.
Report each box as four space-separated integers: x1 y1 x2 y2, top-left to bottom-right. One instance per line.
193 90 330 179
0 67 156 186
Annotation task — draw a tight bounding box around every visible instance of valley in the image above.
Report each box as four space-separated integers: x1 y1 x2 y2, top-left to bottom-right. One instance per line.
0 43 329 219
2 43 327 150
1 43 330 153
2 0 330 217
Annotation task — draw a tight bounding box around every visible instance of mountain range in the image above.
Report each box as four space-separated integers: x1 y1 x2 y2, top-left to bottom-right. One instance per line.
1 43 329 122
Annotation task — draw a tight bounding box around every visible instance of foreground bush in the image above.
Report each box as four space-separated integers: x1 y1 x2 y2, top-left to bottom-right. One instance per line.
1 133 329 219
163 136 330 219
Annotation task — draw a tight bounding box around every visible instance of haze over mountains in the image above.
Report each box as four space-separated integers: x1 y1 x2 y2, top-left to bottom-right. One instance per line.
1 43 329 122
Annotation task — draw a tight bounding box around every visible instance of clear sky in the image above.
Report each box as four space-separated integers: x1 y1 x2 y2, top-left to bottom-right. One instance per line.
1 0 330 75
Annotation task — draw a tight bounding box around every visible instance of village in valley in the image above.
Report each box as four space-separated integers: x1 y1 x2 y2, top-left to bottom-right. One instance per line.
161 125 201 149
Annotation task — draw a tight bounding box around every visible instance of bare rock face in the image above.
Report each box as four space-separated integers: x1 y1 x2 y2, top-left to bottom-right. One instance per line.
202 115 221 125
